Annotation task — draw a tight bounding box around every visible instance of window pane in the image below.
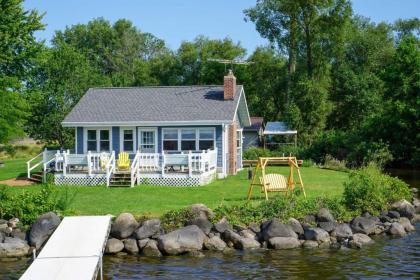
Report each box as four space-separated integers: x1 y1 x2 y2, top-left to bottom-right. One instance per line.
87 140 97 151
199 128 214 139
124 141 133 151
100 140 110 151
181 141 195 151
199 140 214 150
142 131 154 144
163 140 178 151
181 129 195 140
123 130 133 140
163 129 178 140
87 130 96 141
100 130 109 140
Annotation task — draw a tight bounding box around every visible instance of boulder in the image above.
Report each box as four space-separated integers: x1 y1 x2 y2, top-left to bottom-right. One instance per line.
190 204 214 220
186 250 205 258
387 210 400 219
317 208 335 222
0 219 7 225
288 218 304 235
248 222 261 233
349 233 374 249
135 219 161 239
105 238 124 254
413 198 420 208
239 229 256 240
350 216 377 235
379 214 393 223
302 240 319 249
187 217 213 235
388 222 406 237
237 237 260 250
7 218 19 229
303 215 316 224
111 213 139 239
0 231 4 243
333 223 353 241
269 237 300 249
137 238 149 250
29 212 61 249
142 239 162 257
398 217 415 232
261 219 297 241
411 214 420 223
214 217 231 233
123 238 139 254
0 237 30 257
204 236 226 251
304 228 330 243
392 200 415 219
157 225 205 255
11 229 26 240
318 222 338 233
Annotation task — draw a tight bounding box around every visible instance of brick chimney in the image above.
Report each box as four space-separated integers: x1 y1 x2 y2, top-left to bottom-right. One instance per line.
224 69 236 100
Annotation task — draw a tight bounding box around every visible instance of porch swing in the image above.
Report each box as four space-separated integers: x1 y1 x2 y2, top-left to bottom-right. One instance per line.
246 157 306 200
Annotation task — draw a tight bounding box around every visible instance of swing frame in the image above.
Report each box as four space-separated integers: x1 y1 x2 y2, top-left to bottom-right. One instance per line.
247 157 306 200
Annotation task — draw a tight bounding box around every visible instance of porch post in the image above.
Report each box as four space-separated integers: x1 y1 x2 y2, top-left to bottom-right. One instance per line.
161 152 165 176
87 151 91 176
188 151 192 177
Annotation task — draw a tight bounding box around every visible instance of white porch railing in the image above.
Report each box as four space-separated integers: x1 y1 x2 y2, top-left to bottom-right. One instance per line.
105 151 116 187
130 152 141 187
27 149 57 180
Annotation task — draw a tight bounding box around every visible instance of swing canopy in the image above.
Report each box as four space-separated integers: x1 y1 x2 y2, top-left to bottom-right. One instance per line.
247 157 306 200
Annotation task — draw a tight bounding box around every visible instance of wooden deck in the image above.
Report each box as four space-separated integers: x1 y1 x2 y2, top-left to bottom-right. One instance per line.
20 216 111 280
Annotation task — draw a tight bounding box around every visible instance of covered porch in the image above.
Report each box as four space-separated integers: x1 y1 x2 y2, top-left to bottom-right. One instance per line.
27 149 218 187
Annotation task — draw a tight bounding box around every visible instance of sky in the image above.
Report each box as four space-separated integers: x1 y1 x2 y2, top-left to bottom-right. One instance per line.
24 0 420 54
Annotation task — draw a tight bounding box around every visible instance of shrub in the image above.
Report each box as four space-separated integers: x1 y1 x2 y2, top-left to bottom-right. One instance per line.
243 147 273 160
243 146 305 160
343 164 411 215
322 154 348 172
160 207 196 232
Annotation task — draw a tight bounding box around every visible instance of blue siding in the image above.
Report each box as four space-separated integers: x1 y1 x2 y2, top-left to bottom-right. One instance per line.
157 127 162 152
215 125 222 167
112 127 120 154
76 127 83 154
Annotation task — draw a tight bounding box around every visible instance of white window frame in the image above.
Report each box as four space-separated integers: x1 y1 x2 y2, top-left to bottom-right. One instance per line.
83 127 112 153
138 127 158 153
162 127 216 152
119 127 136 153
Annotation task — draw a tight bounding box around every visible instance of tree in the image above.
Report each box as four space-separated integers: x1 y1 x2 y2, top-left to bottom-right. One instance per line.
0 0 44 143
26 44 109 146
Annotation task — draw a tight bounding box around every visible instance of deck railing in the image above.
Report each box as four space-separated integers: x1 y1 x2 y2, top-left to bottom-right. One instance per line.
130 152 141 187
105 151 116 187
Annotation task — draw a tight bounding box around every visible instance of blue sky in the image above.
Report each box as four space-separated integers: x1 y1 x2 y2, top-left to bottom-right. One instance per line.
24 0 419 54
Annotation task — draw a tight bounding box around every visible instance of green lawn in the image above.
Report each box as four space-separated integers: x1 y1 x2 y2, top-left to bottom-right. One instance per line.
0 158 29 180
3 166 348 217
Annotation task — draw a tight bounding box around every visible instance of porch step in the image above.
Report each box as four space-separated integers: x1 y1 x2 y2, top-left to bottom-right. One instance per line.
28 172 43 183
109 172 131 187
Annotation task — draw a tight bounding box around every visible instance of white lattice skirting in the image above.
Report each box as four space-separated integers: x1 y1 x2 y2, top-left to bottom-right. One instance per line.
138 172 216 187
54 174 106 186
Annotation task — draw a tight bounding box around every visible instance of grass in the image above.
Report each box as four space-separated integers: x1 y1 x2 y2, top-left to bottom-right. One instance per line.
0 158 29 180
2 166 348 217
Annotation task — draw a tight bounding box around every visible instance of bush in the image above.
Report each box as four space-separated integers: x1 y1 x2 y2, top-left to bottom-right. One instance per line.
243 146 305 160
322 154 348 172
343 164 411 215
160 207 196 232
213 195 353 226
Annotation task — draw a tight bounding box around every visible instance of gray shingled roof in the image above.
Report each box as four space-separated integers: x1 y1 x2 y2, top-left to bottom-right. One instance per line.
62 86 245 125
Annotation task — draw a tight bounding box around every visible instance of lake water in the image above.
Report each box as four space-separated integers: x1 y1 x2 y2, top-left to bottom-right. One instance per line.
1 168 419 279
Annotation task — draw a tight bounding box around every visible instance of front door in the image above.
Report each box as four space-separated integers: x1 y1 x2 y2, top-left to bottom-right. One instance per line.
138 128 157 153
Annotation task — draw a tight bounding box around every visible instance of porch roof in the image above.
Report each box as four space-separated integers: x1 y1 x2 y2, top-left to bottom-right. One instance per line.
62 86 250 127
263 121 297 135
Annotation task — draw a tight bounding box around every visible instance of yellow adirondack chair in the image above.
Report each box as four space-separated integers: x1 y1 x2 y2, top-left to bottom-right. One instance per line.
117 152 130 170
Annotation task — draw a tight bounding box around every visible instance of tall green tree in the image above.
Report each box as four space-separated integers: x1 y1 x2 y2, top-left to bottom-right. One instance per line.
26 44 109 146
0 0 44 143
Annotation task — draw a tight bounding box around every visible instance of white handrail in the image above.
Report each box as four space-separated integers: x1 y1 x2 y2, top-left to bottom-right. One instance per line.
130 152 140 187
27 152 43 178
105 151 116 187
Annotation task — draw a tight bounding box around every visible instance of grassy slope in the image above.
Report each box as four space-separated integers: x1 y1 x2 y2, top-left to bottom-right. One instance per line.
4 166 348 216
0 158 29 180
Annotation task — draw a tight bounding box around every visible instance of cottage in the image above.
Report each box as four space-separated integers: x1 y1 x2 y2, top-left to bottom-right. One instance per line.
27 71 251 186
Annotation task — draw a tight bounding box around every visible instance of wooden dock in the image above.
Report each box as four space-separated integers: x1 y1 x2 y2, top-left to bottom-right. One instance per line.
20 216 112 280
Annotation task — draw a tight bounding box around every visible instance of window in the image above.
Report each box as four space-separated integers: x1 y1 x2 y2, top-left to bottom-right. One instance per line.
85 128 111 152
236 130 242 148
99 130 110 151
181 129 196 151
163 129 178 151
199 128 214 150
87 130 97 151
140 130 156 153
123 129 134 152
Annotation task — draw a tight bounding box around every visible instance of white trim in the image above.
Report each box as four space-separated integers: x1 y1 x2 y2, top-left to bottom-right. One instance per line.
119 127 136 153
137 127 158 153
62 120 231 127
161 127 216 152
83 127 112 153
233 87 252 128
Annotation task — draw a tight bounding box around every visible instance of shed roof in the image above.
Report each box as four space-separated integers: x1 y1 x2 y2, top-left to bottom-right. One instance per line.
263 121 297 135
62 86 250 127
